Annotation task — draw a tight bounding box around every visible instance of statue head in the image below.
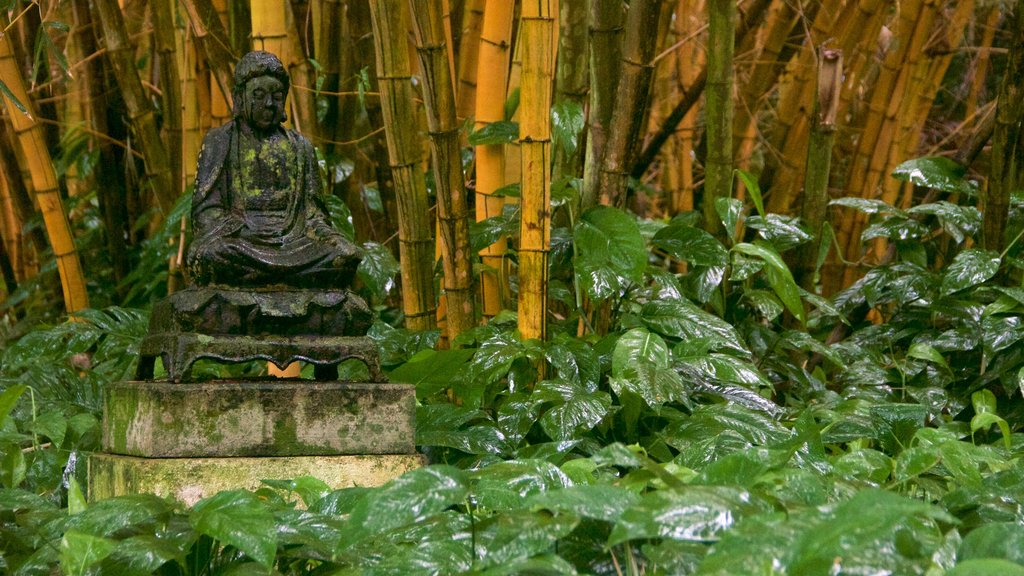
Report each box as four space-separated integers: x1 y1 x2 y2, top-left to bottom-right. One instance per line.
232 51 290 130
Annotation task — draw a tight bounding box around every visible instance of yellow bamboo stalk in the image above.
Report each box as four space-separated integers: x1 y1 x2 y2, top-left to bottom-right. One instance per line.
0 168 20 280
475 0 515 318
411 0 477 341
369 0 437 332
518 0 555 341
456 0 485 120
671 0 704 215
0 33 89 313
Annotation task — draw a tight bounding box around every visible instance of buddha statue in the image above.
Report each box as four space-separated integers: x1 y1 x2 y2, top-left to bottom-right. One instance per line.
186 50 360 289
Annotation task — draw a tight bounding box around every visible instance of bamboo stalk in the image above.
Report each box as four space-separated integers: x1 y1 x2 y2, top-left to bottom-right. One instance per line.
92 0 176 215
369 0 437 332
152 0 184 200
703 0 735 237
518 0 556 341
597 0 667 209
455 0 485 121
581 0 623 209
410 0 477 341
796 48 841 292
553 0 589 181
986 0 1024 252
669 0 705 216
475 0 515 318
0 32 89 313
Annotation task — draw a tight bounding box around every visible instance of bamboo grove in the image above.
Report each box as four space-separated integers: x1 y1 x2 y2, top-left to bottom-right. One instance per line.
0 0 1021 344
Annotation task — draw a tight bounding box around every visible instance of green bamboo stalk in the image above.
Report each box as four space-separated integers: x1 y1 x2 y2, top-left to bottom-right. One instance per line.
369 0 437 331
553 0 589 182
704 0 735 238
581 0 623 209
986 0 1024 252
796 48 842 292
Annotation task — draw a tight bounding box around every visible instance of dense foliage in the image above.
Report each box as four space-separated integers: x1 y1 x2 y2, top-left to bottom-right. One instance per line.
4 160 1024 574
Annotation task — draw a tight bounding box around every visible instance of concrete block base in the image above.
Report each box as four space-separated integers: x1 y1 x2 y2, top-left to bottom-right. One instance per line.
88 453 425 505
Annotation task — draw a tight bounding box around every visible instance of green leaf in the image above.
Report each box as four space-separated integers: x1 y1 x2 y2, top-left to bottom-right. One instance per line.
68 477 87 515
472 460 572 511
526 485 640 522
652 224 728 267
745 214 812 251
907 201 981 244
469 120 519 145
345 466 468 541
959 523 1024 565
907 342 951 374
891 156 978 196
733 242 806 324
1 443 25 488
60 530 116 576
357 241 400 301
574 206 646 300
260 476 330 507
735 169 764 217
0 384 28 424
608 486 754 544
189 490 277 569
830 197 903 215
472 509 578 570
715 197 744 242
0 79 28 115
390 348 475 398
551 99 585 158
610 328 687 407
28 411 66 447
536 379 613 441
640 299 745 354
942 249 1001 295
947 559 1024 576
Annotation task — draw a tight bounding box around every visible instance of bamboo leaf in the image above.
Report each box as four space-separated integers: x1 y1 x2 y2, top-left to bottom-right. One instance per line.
0 78 27 116
735 169 764 218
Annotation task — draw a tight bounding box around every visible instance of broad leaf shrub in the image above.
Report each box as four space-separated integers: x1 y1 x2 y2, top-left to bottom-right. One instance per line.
4 162 1024 574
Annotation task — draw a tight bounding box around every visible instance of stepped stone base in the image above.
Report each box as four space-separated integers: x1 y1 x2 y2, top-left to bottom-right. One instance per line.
88 453 425 505
103 381 415 457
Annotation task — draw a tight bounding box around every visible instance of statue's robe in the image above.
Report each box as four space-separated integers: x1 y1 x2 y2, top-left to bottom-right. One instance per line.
186 121 359 288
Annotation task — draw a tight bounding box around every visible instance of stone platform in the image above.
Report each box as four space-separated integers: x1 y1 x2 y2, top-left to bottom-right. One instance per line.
103 380 415 457
89 453 425 505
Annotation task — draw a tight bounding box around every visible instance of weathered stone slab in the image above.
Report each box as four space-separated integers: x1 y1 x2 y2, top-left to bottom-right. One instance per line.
103 381 415 457
88 453 425 505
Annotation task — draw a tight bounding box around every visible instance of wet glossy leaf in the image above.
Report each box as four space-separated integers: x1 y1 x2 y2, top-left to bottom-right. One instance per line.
861 216 929 242
610 328 688 407
907 201 981 243
418 423 509 455
357 242 400 301
971 389 1011 448
640 299 745 354
608 486 754 544
472 460 572 511
830 197 903 215
958 523 1024 564
735 169 764 217
677 354 772 390
893 445 940 481
733 242 806 324
473 510 579 570
60 530 116 576
68 494 173 536
947 559 1024 575
942 249 1000 295
536 379 612 441
469 120 519 145
526 485 640 522
551 99 584 157
892 156 978 196
390 348 475 398
832 449 892 485
746 214 812 251
715 197 744 242
471 205 519 251
1 445 25 488
0 384 27 424
261 476 331 507
68 476 87 515
346 466 468 541
574 207 646 300
27 411 66 447
907 342 951 374
652 224 728 267
190 490 277 568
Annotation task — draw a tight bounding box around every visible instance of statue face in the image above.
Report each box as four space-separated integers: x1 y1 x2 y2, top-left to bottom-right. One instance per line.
243 76 286 131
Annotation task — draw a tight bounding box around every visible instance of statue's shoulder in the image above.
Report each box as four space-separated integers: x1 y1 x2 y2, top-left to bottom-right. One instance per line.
194 122 235 197
285 127 315 153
